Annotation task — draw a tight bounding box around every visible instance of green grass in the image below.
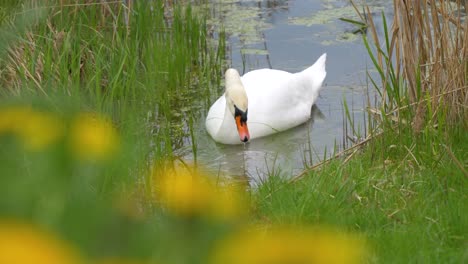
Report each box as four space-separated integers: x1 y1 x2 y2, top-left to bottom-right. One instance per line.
0 1 229 263
0 0 225 182
0 0 223 123
255 124 467 262
254 1 467 262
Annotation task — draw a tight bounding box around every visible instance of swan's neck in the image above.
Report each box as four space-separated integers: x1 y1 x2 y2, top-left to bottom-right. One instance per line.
225 69 248 112
219 96 234 133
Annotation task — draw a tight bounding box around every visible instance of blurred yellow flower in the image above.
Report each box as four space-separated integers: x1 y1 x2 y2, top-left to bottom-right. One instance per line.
210 226 367 264
0 106 63 150
0 106 26 133
93 257 148 264
156 167 246 220
0 220 81 264
19 111 63 151
69 113 119 161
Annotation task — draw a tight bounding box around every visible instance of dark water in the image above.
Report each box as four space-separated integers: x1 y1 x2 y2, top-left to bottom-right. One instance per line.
184 0 393 185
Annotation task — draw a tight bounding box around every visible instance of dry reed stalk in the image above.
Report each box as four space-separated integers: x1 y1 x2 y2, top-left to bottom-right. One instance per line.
442 144 468 177
365 0 467 131
291 128 386 182
291 0 467 184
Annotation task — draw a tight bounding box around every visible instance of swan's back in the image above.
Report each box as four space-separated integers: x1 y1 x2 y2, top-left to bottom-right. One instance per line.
241 53 327 135
298 53 327 101
205 53 327 144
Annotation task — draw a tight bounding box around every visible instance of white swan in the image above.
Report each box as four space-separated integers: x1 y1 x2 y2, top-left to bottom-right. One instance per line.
205 53 327 145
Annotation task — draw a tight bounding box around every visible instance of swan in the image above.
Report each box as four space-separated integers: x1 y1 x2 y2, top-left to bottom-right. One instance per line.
205 53 327 145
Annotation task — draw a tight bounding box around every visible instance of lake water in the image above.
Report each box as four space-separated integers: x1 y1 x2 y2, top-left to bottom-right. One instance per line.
182 0 393 185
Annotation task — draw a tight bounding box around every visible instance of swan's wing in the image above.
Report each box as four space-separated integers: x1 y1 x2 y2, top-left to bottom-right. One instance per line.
205 95 225 138
238 54 327 137
240 70 311 135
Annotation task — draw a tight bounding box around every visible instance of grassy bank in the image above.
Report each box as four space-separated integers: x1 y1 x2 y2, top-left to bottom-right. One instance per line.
0 1 239 263
255 124 466 262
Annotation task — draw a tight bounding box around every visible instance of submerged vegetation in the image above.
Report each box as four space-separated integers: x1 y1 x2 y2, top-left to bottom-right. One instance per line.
0 0 466 263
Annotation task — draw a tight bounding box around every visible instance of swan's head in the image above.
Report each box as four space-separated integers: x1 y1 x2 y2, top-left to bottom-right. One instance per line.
225 68 250 143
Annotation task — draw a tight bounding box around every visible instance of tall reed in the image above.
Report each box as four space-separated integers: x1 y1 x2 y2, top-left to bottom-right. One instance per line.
0 0 225 164
358 0 467 132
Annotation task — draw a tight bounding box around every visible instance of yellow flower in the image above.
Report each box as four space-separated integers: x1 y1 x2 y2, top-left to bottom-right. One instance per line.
210 226 367 264
0 106 63 151
0 106 26 133
69 113 120 161
18 111 63 151
93 257 148 264
0 220 81 264
156 167 246 220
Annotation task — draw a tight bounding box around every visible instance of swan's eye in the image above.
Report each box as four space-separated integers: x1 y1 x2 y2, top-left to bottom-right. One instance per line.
234 105 248 123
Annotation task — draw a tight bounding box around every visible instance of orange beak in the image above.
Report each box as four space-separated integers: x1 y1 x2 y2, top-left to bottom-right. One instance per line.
235 115 250 142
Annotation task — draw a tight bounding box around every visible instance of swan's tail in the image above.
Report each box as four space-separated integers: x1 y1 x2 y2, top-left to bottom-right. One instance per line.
296 53 327 102
301 53 327 91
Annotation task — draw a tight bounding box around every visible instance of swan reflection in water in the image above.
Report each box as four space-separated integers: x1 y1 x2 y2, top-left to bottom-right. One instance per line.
199 105 327 186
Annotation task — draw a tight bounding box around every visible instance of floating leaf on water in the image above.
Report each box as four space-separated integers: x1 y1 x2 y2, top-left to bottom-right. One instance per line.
204 1 276 46
289 5 384 27
337 32 359 42
320 40 335 46
240 48 269 55
289 6 357 26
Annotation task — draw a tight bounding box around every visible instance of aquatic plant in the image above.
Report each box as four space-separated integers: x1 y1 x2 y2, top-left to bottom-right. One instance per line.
357 0 467 131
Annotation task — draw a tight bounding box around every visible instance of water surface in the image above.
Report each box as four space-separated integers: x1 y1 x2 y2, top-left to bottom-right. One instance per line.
185 0 393 184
